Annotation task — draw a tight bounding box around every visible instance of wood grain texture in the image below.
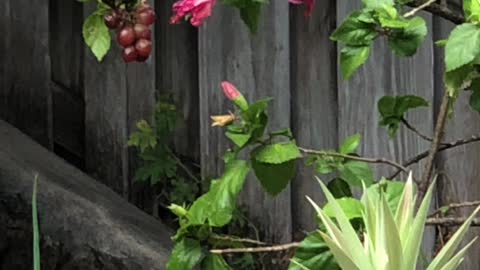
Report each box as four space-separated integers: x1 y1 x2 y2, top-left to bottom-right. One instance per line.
49 0 84 96
50 0 85 163
434 16 480 270
126 2 156 206
156 0 200 163
336 3 436 261
289 2 337 238
0 0 52 148
0 119 172 270
198 1 292 247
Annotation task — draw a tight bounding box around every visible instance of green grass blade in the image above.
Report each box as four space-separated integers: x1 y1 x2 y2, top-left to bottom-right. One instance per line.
32 175 41 270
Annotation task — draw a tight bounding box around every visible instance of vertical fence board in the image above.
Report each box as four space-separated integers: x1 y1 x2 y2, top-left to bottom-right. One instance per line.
290 2 337 238
127 40 156 206
50 0 85 165
337 3 436 262
435 16 480 270
199 2 292 247
84 4 155 199
0 0 52 148
156 0 200 163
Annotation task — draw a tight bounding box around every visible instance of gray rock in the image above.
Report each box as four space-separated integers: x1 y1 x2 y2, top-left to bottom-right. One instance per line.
0 120 173 269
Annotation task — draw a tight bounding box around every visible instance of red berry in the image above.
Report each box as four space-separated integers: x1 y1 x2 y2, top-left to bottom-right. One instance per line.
136 54 149 62
122 46 137 63
136 8 156 26
104 10 120 29
137 4 152 13
135 38 152 57
117 26 136 47
134 24 152 40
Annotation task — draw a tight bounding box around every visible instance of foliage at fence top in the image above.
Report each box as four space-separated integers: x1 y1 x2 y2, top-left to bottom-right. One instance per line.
78 0 480 269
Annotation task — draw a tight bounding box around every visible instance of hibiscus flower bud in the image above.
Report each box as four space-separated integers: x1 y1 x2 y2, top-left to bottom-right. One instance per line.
168 203 188 217
221 81 249 110
210 112 236 127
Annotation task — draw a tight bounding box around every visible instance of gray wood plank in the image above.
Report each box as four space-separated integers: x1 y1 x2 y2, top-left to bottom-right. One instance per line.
156 0 200 163
336 3 436 263
50 0 85 163
0 0 52 148
290 1 338 238
126 49 156 208
50 0 84 96
198 1 292 250
434 16 480 270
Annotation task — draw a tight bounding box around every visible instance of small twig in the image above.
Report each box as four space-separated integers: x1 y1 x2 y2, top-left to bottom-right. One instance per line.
429 201 480 218
210 242 300 254
210 234 268 246
389 135 480 179
407 0 465 24
401 118 434 142
426 217 480 226
404 0 437 17
167 147 201 184
420 91 450 195
299 148 410 175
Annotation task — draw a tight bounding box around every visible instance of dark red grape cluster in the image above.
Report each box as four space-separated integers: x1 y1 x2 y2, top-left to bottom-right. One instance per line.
104 2 156 63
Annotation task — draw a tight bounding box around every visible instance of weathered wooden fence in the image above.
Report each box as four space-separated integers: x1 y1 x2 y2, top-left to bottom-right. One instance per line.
1 0 479 268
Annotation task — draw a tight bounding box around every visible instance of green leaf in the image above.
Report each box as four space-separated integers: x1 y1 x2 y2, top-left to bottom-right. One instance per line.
222 0 267 33
202 254 233 270
445 23 480 72
83 11 111 61
363 0 394 8
187 160 250 227
242 98 272 123
251 159 296 195
166 238 202 270
288 232 340 270
331 11 377 46
387 17 427 57
363 179 406 213
376 5 408 29
323 197 364 220
254 141 301 164
270 128 294 139
339 134 361 154
225 131 252 148
445 64 474 96
340 45 371 79
327 178 353 198
435 39 447 47
464 0 480 22
338 160 373 187
32 175 41 270
128 120 157 152
378 95 429 137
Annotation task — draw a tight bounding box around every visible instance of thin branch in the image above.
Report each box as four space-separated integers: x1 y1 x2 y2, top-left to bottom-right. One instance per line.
404 0 437 17
401 118 434 142
209 234 267 246
426 217 480 226
407 0 465 24
429 201 480 218
420 91 450 194
389 134 480 179
299 148 410 175
167 147 201 183
210 242 300 254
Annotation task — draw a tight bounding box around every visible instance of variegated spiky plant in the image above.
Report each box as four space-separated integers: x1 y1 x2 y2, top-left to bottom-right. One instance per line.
307 174 480 270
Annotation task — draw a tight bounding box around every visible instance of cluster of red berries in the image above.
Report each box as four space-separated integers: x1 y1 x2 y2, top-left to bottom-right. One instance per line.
104 3 156 63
